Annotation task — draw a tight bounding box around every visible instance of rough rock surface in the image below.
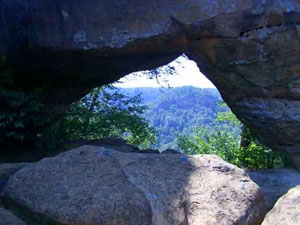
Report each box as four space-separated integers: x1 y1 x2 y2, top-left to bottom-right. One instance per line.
1 0 300 167
63 137 160 154
64 137 141 153
2 145 265 225
0 163 29 192
262 185 300 225
248 168 300 210
0 208 27 225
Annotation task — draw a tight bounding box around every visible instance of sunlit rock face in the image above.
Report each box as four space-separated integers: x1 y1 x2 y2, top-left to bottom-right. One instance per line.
1 0 300 167
2 146 266 225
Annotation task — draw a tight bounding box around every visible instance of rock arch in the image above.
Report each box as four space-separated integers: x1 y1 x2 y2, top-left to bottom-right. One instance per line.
1 0 300 167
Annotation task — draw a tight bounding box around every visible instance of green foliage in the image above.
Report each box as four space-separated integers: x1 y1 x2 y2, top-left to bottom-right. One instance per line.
121 87 221 150
0 81 289 170
177 126 240 162
178 103 289 170
61 86 156 148
0 85 155 153
234 128 289 170
216 102 241 127
0 88 61 150
0 55 13 86
0 56 63 152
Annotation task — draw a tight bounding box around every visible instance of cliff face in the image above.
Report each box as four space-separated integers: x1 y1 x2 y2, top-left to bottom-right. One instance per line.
1 1 300 166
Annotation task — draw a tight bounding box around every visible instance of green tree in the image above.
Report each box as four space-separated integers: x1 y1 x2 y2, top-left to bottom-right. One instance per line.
178 102 289 170
0 87 65 153
61 85 156 148
177 126 240 162
0 83 156 156
234 127 289 170
124 87 221 150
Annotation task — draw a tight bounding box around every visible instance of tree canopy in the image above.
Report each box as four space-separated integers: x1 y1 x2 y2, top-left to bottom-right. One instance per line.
61 86 155 148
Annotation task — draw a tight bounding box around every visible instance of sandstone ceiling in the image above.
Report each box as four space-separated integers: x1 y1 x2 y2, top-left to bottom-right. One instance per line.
1 0 300 167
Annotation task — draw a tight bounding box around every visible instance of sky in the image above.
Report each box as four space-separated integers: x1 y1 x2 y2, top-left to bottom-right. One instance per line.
114 55 216 89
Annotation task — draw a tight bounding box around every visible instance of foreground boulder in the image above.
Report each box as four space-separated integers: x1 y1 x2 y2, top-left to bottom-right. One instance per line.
262 185 300 225
0 163 29 192
2 145 265 225
248 168 300 210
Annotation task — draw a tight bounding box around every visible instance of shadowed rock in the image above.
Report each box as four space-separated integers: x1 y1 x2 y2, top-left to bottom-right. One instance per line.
63 137 160 154
262 185 300 225
0 208 27 225
161 149 182 154
0 163 30 192
248 168 300 210
2 145 266 225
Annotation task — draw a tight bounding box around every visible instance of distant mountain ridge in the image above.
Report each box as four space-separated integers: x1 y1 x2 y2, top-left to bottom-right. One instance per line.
118 86 223 150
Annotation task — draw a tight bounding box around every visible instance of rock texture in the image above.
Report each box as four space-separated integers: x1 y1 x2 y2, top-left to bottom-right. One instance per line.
63 137 160 154
248 168 300 210
0 208 27 225
2 145 266 225
262 185 300 225
1 1 300 167
64 137 141 153
0 163 29 192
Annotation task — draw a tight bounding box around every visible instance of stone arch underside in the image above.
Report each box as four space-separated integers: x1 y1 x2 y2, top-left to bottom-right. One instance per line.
1 0 300 167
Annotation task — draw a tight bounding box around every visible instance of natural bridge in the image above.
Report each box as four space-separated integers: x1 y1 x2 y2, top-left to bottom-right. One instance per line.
1 0 300 168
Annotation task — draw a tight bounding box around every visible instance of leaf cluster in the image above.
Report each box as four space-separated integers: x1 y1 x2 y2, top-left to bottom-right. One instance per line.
177 103 289 170
0 88 60 150
61 85 156 148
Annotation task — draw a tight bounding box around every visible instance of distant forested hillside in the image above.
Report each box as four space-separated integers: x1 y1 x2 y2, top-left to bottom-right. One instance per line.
119 86 223 150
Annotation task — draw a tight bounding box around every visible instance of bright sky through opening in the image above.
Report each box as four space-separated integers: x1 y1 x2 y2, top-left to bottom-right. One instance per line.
114 55 216 89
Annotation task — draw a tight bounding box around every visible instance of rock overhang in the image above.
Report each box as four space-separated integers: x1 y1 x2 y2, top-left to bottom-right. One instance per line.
0 0 300 167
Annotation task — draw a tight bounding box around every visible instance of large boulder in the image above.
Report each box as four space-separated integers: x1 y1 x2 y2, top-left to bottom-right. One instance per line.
2 145 266 225
262 185 300 225
248 168 300 210
1 0 300 167
0 163 30 192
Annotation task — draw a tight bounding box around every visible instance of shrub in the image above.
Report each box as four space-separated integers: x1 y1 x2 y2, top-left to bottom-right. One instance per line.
177 104 289 170
0 88 63 151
